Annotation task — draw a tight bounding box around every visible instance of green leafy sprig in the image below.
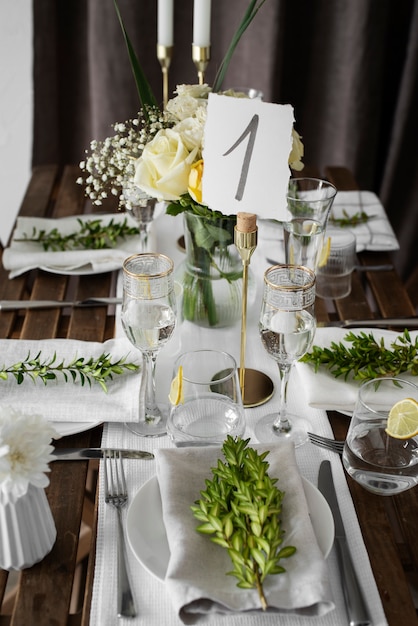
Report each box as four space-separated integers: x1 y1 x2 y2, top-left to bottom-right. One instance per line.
15 217 139 251
329 209 375 227
191 436 296 611
0 352 139 392
300 329 418 381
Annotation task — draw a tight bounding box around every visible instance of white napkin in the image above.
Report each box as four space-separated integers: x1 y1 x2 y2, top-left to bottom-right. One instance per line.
295 327 417 411
330 191 399 252
2 213 146 277
0 337 141 424
257 190 399 255
155 443 334 623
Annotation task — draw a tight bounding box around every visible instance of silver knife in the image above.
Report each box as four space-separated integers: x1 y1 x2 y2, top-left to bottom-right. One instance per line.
53 448 154 460
317 317 418 328
0 297 122 311
318 461 371 625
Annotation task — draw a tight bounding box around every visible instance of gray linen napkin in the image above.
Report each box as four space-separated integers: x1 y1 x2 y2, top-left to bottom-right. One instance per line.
155 442 334 624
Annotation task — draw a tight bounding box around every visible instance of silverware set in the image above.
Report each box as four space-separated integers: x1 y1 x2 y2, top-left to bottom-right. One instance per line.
103 449 137 619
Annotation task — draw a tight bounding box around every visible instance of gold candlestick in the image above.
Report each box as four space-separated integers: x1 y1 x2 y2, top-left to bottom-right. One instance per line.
192 44 210 85
234 212 274 407
157 44 173 108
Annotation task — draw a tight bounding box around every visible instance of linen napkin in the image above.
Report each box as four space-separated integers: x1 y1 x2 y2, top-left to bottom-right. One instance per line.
2 213 146 277
155 442 334 624
329 190 399 252
295 327 417 411
0 337 141 424
257 190 399 256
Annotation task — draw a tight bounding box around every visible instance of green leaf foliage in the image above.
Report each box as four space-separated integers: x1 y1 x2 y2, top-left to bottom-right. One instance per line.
191 436 296 611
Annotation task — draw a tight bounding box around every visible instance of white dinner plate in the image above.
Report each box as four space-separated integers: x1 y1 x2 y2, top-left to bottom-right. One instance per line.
126 474 334 582
39 263 122 276
52 421 101 437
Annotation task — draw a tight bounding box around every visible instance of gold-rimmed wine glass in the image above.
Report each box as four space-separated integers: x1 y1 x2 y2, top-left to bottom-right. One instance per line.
121 253 177 437
254 264 316 447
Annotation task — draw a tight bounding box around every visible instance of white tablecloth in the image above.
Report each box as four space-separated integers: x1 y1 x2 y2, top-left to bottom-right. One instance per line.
89 209 388 625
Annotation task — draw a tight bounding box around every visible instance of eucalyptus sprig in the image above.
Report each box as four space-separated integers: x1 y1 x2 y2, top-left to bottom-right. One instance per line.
300 329 418 381
15 217 139 251
0 351 139 392
329 208 375 227
191 436 296 611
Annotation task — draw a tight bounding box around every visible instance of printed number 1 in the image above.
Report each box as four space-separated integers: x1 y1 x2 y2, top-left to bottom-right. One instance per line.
223 114 259 201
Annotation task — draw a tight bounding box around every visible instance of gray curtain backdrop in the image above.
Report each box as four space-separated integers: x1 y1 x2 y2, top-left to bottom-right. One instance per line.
32 0 418 280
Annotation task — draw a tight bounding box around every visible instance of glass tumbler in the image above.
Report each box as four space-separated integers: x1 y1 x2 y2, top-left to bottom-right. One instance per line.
343 377 418 495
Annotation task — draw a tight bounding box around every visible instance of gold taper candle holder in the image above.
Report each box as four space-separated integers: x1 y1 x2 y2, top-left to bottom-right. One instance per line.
192 45 211 85
234 213 274 408
157 44 173 108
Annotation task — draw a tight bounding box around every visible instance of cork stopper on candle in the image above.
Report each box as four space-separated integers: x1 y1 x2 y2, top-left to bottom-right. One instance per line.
237 212 257 233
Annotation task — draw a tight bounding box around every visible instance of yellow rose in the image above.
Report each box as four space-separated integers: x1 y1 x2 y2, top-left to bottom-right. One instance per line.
134 128 198 202
188 160 204 203
289 128 304 171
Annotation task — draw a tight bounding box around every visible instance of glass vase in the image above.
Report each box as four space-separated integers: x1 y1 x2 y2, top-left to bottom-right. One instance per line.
0 484 56 570
178 211 249 328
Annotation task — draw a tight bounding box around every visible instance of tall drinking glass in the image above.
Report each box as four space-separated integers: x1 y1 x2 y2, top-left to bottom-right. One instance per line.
254 265 316 447
284 177 337 270
343 377 418 495
122 253 177 437
123 185 157 253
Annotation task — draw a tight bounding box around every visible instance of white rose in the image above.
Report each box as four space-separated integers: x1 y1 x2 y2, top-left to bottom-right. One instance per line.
134 128 198 202
166 85 210 122
174 84 212 99
172 117 204 152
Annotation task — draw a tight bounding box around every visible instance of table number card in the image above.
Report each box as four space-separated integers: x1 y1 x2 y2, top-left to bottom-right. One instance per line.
202 94 294 220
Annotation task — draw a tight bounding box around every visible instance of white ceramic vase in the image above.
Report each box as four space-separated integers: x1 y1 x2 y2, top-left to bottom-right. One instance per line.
0 484 56 570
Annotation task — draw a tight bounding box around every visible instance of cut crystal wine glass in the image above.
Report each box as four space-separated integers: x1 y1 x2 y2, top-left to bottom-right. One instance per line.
254 264 316 447
121 253 177 436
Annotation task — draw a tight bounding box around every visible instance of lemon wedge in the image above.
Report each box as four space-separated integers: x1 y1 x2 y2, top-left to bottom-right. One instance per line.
168 366 184 405
318 236 331 268
385 397 418 439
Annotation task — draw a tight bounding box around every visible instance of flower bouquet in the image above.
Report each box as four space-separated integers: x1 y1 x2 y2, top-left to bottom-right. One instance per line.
78 0 304 327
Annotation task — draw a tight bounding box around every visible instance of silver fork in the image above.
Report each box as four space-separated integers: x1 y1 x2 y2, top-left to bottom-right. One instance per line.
104 449 137 618
307 432 345 455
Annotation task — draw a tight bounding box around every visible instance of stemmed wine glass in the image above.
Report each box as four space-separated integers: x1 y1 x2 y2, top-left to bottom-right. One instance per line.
254 264 316 447
123 185 157 253
121 253 177 437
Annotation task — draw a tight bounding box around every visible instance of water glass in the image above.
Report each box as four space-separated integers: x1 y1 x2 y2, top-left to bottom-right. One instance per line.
284 177 337 270
316 229 356 299
167 349 245 446
343 377 418 495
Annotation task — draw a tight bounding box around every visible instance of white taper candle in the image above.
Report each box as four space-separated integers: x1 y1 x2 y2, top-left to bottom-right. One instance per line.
158 0 174 46
193 0 211 47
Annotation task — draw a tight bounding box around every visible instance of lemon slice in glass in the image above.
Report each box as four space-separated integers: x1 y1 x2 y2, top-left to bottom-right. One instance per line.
318 236 331 268
385 397 418 439
168 365 184 405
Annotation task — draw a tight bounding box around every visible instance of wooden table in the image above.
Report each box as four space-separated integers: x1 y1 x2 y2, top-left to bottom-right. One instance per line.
0 165 417 625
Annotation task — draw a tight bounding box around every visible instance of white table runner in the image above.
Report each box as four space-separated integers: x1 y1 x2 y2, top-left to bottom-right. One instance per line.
89 209 388 625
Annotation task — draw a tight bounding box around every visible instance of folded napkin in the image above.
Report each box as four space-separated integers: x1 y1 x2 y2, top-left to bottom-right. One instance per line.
329 191 399 252
257 190 399 254
0 337 141 425
295 327 417 411
155 443 334 624
2 213 146 277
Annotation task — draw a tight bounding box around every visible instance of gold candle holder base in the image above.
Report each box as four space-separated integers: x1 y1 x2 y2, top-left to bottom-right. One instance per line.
238 368 274 408
157 44 173 108
192 45 211 85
